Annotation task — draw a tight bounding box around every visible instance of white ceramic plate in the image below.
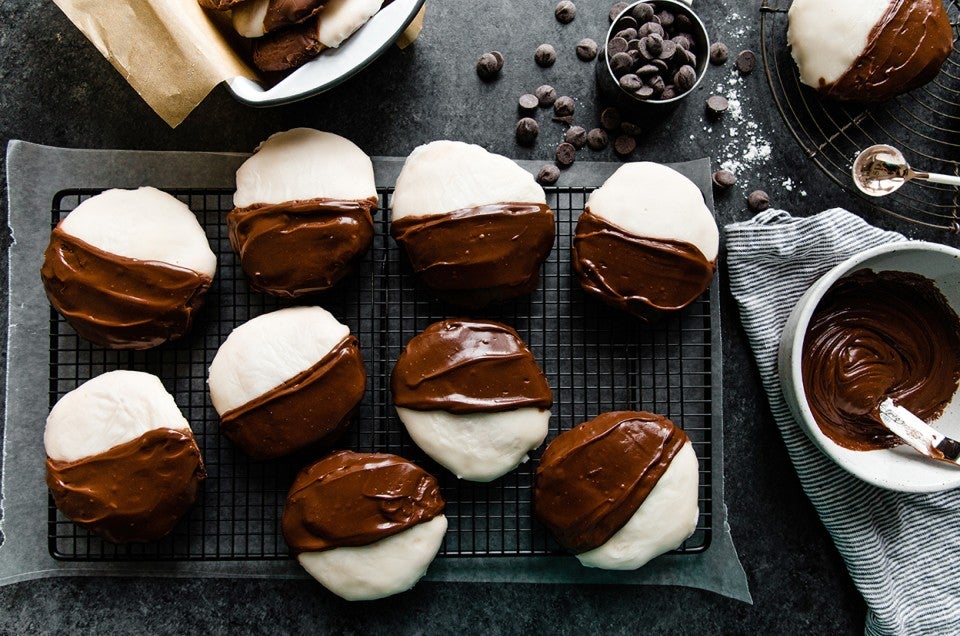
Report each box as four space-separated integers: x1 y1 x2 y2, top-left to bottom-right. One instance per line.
226 0 425 106
778 241 960 492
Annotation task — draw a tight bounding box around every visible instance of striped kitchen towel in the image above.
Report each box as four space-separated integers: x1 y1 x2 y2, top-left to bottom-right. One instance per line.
725 208 960 636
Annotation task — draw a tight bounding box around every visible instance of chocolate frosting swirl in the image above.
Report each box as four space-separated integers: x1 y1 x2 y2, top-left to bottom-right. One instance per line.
572 210 715 322
390 203 556 308
41 226 213 350
801 269 960 451
534 411 689 554
264 0 327 32
46 428 205 544
220 335 366 460
282 451 445 553
826 0 953 101
228 197 377 298
392 319 553 414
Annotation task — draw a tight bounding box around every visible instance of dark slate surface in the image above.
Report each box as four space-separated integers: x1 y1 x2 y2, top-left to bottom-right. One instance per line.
2 0 957 632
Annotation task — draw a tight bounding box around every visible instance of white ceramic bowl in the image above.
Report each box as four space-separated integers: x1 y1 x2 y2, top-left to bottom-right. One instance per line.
227 0 425 106
778 241 960 492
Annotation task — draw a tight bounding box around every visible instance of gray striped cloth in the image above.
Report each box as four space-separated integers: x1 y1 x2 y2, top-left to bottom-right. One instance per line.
725 208 960 636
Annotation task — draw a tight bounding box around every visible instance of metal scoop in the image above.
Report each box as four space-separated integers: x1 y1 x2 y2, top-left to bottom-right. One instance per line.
852 145 960 197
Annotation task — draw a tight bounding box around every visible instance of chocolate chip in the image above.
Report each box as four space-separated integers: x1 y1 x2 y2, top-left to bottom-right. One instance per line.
647 74 665 95
619 73 643 92
576 38 598 61
607 36 629 56
609 52 634 76
637 22 664 38
552 115 575 125
616 28 638 41
658 39 677 61
516 118 539 146
712 170 737 190
620 121 643 137
661 85 677 100
735 50 757 75
491 51 504 67
651 58 668 73
657 10 674 28
535 44 558 67
615 16 638 32
600 107 621 131
555 0 576 24
644 33 663 56
637 63 659 76
609 1 629 22
747 190 770 212
630 2 654 22
476 53 502 80
536 84 557 107
683 49 698 67
636 85 655 99
710 42 729 65
537 164 561 185
674 14 692 32
674 65 697 92
706 95 729 117
587 128 609 150
565 125 588 149
672 34 693 51
555 142 577 167
614 135 637 156
519 93 540 112
554 95 575 117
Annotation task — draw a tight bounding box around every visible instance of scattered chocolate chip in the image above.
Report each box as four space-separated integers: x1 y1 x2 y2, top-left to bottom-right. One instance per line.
620 121 643 137
735 49 757 75
630 2 654 22
565 125 588 149
587 128 609 150
576 38 599 61
657 10 674 28
476 53 502 80
552 115 575 125
609 52 634 76
555 0 576 24
614 135 637 156
674 65 697 92
554 95 576 117
600 107 621 131
535 44 558 67
609 2 629 22
516 117 539 146
706 95 729 117
519 93 540 112
619 73 643 92
536 84 557 107
491 51 504 67
537 164 561 185
709 42 729 65
555 142 577 167
747 189 771 212
607 36 629 56
712 170 737 190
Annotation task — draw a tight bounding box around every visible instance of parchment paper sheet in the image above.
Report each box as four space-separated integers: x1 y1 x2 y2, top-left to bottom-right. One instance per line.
1 140 750 602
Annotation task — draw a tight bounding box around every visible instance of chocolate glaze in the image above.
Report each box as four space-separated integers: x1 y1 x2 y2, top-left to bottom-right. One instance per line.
282 450 444 553
801 269 960 451
534 411 689 554
253 17 325 72
228 197 377 298
390 203 555 308
392 319 553 414
46 428 205 544
220 335 366 460
572 210 715 322
264 0 327 33
41 226 213 350
825 0 953 101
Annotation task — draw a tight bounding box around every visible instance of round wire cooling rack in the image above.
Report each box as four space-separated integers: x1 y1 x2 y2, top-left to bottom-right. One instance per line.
760 0 960 231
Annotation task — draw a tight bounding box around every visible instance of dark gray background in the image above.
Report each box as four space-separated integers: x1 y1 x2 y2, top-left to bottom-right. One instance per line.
2 0 956 633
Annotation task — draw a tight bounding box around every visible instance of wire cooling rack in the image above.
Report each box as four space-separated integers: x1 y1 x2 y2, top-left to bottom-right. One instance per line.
760 0 960 231
47 187 716 562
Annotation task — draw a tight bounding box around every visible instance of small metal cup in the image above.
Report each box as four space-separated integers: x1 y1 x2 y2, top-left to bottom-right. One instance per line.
596 0 711 114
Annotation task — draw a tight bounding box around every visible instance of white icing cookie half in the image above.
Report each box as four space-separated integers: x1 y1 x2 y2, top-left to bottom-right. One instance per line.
317 0 384 48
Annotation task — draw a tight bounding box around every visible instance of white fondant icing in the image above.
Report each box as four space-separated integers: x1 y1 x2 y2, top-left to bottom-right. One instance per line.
316 0 384 48
297 515 447 601
576 441 700 570
233 128 377 208
232 0 269 38
208 306 350 414
391 140 547 220
584 162 718 261
788 0 891 89
395 407 550 482
59 187 216 277
45 370 191 463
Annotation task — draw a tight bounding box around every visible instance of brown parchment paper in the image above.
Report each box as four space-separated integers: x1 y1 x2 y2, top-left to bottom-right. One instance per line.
53 0 256 127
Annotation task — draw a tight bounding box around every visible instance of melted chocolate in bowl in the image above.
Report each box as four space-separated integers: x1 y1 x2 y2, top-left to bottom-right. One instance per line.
801 269 960 451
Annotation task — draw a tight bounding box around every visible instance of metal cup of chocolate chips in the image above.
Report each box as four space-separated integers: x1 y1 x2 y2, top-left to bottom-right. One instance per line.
596 0 711 113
